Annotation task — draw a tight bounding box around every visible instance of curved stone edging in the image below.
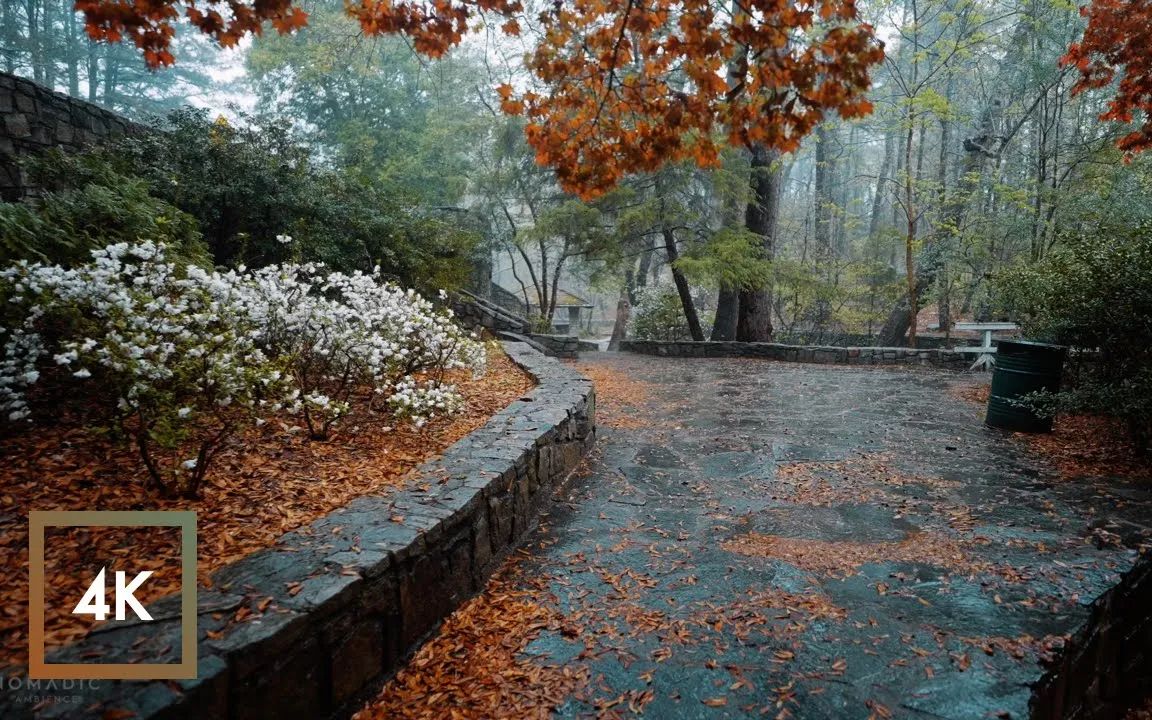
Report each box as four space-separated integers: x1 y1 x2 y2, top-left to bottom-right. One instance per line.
620 339 972 370
16 341 594 720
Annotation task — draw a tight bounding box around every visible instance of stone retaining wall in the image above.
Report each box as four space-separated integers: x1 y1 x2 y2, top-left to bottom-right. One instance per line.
1031 553 1152 719
773 333 1004 349
525 333 581 358
495 332 598 359
620 339 972 370
9 341 594 720
0 72 142 200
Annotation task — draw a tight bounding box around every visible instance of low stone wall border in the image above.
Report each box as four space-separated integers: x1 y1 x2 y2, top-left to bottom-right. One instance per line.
15 341 594 720
619 339 973 370
1030 552 1152 719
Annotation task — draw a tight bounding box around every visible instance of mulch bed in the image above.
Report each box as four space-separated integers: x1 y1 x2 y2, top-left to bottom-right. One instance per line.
0 344 534 670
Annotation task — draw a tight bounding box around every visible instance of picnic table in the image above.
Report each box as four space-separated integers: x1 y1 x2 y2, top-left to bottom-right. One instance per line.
952 321 1019 370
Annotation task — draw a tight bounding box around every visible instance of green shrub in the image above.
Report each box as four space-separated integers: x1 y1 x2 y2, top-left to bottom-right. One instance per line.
10 110 477 289
1 153 205 267
997 222 1152 451
99 108 477 290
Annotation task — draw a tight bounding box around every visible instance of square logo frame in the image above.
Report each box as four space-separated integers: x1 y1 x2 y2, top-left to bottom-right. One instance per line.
28 510 197 680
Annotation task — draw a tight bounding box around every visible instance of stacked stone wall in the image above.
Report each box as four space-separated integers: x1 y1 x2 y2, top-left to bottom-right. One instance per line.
620 340 973 370
0 72 142 200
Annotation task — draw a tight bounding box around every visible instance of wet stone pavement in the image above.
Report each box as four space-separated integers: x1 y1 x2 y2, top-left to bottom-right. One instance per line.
445 354 1152 718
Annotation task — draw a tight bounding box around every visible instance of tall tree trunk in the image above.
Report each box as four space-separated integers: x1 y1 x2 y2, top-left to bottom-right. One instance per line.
607 287 631 351
537 238 550 323
506 247 532 314
900 7 923 350
86 41 99 101
936 71 955 206
814 123 834 263
662 225 704 340
711 144 749 342
888 129 906 271
545 249 568 325
712 289 739 340
935 71 955 334
102 46 117 107
813 122 835 330
41 0 55 89
626 234 657 304
939 263 951 341
1 0 15 73
64 6 80 97
26 0 43 83
837 123 855 256
736 145 781 342
869 129 895 240
903 109 919 348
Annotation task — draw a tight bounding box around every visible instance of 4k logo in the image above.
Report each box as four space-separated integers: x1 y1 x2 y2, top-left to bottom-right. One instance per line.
28 510 198 680
73 567 154 622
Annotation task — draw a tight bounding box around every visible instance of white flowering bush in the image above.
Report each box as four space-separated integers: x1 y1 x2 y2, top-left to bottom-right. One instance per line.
235 263 484 437
0 242 485 496
629 284 702 341
0 242 290 496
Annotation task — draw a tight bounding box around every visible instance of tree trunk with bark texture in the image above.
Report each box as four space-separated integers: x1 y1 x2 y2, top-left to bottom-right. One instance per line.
662 226 705 341
868 130 895 241
736 145 781 342
711 288 739 340
607 287 630 350
877 107 998 345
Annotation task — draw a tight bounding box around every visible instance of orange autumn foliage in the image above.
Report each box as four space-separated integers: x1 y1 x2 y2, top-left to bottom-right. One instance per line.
79 0 883 197
77 0 308 67
1063 0 1152 156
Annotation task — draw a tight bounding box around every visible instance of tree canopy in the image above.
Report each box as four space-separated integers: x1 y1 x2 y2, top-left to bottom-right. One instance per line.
79 0 885 197
76 0 1152 198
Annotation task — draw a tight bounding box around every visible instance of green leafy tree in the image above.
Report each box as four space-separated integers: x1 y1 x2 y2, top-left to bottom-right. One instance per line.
81 108 477 289
246 1 484 207
998 219 1152 451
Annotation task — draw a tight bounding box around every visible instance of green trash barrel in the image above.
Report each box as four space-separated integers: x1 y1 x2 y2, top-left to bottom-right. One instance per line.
985 339 1067 433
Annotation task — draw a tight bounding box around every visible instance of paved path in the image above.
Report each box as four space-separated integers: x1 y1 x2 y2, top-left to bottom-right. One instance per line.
377 353 1152 719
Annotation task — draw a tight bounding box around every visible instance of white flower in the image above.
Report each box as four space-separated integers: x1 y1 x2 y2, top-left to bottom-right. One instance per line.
73 368 91 379
275 234 293 245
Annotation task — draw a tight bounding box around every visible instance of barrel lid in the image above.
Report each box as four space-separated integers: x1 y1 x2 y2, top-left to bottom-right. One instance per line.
997 338 1067 353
